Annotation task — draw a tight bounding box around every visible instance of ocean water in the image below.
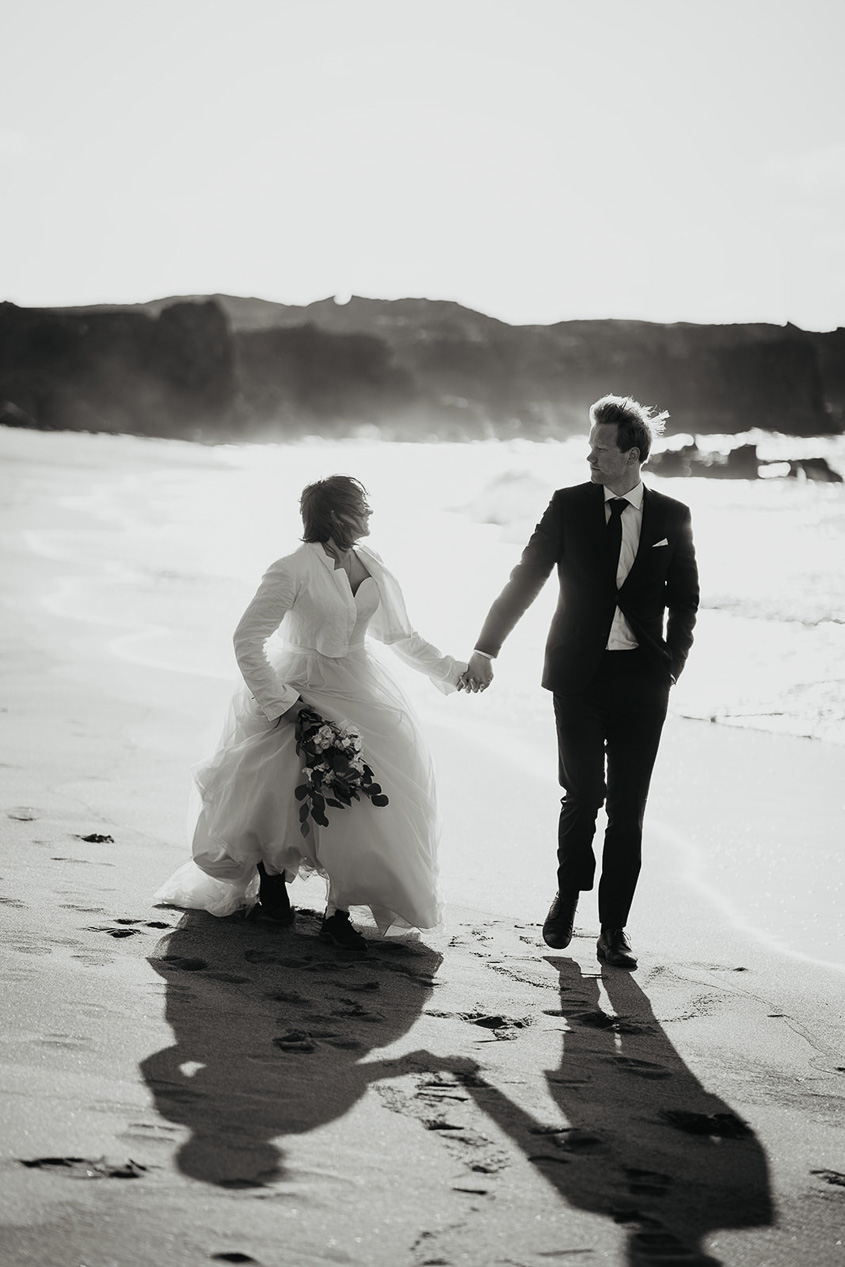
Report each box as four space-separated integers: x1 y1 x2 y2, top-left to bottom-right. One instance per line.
13 426 845 746
7 425 844 971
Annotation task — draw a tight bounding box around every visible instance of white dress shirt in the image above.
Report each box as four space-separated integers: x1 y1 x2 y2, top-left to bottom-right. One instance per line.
604 482 644 651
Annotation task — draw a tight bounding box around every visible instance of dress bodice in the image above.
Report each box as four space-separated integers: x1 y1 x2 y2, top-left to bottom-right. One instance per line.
348 576 379 649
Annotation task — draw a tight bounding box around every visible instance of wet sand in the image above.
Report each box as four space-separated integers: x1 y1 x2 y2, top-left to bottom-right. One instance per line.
1 431 844 1266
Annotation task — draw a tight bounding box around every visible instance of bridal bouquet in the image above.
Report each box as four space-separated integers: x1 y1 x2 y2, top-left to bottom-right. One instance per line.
293 706 389 836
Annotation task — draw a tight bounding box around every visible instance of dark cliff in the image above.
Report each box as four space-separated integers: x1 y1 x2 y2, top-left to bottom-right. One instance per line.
1 294 841 440
0 299 236 439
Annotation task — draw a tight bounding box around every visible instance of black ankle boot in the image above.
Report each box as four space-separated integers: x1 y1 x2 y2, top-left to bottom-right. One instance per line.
319 910 367 951
256 861 294 925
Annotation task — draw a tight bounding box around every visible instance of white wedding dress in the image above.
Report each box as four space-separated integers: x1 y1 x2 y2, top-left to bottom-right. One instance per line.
155 545 464 933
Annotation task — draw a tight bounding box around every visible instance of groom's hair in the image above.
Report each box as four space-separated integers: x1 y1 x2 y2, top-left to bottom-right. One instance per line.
589 395 669 463
300 475 370 551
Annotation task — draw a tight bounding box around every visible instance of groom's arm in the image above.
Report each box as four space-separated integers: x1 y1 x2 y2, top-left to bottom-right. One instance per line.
473 493 563 661
665 503 699 682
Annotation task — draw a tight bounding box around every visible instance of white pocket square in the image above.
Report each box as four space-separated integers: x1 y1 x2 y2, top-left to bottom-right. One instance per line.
652 538 669 548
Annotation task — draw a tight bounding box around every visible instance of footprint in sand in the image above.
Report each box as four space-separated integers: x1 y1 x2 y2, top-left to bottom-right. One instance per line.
419 1008 530 1045
38 1034 93 1050
329 998 386 1023
571 1008 655 1035
52 857 115 866
604 1054 674 1080
120 1122 181 1145
619 1217 703 1263
625 1166 674 1197
264 987 308 1004
258 1029 363 1059
812 1169 845 1189
528 1126 603 1154
244 948 310 967
211 1254 260 1264
379 1076 509 1179
273 1029 317 1053
110 917 172 929
19 1156 148 1179
87 925 144 939
661 1109 752 1139
158 955 209 971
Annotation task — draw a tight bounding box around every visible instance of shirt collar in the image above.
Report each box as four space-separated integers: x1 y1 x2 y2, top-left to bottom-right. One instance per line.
604 481 644 510
308 540 342 571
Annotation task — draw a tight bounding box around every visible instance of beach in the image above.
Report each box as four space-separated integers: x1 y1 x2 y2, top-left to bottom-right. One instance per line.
1 428 844 1267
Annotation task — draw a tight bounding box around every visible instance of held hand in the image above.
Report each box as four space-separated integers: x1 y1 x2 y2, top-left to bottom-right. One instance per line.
462 651 494 694
277 698 309 725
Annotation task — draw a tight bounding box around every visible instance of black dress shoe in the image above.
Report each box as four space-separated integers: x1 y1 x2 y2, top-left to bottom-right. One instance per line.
319 910 368 951
597 928 638 969
542 890 579 949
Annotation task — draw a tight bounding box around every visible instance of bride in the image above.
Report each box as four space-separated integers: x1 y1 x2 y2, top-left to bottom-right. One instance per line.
155 475 468 950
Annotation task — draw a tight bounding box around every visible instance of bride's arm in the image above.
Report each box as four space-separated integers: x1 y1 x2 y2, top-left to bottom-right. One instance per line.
387 631 468 694
233 559 302 720
360 545 467 692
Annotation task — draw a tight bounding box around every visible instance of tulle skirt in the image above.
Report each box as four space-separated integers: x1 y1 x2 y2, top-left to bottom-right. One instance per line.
154 640 442 933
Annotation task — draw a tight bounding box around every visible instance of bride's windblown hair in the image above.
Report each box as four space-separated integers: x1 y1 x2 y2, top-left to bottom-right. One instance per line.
300 475 370 551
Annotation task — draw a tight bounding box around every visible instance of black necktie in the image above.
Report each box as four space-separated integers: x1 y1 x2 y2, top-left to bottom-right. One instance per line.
606 498 628 579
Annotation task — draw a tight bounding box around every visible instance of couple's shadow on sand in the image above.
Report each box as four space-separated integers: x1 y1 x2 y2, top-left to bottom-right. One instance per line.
143 912 771 1265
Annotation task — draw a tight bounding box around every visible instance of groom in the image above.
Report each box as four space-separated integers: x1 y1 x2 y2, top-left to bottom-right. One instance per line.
466 395 699 968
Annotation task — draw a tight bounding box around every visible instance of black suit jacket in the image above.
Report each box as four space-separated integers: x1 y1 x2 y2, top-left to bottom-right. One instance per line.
475 482 700 693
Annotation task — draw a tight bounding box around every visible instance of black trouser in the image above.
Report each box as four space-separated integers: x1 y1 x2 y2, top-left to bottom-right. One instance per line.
553 649 670 929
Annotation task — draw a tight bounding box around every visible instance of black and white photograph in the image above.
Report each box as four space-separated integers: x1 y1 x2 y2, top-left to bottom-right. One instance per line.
1 2 843 1264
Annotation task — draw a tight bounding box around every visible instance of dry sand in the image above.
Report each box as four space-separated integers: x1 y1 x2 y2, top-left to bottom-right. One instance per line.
1 434 844 1267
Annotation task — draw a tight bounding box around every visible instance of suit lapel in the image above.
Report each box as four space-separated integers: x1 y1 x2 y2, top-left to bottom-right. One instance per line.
620 486 661 591
588 483 607 563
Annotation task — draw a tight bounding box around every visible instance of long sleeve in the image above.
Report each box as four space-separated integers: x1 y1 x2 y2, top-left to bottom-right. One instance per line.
474 493 562 656
388 632 467 694
232 560 301 720
664 506 699 681
359 545 467 692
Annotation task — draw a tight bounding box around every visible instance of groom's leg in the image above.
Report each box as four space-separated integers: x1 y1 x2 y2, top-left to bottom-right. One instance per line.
599 654 670 928
553 688 607 894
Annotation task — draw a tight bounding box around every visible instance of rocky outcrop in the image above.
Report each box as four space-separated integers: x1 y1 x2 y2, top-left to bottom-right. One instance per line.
233 322 418 437
0 300 236 439
225 300 840 438
1 295 842 441
648 443 843 481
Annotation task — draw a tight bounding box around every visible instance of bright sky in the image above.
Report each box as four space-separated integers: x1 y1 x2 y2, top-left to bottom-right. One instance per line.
2 0 844 328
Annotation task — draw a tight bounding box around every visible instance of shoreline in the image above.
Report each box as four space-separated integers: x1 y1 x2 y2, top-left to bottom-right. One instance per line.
2 428 845 1265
